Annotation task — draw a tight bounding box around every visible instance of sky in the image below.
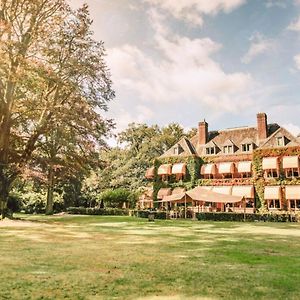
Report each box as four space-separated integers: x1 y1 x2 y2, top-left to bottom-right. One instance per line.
69 0 300 138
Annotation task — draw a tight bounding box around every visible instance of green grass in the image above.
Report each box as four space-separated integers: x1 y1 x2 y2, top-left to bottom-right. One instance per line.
0 214 300 299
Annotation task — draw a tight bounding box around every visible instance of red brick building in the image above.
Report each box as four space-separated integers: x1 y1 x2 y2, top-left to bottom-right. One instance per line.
143 113 300 213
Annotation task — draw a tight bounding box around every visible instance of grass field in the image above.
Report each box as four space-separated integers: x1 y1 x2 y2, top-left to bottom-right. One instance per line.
0 215 300 300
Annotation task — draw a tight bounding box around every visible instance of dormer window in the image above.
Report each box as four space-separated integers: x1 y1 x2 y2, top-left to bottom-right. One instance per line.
242 143 252 152
206 147 215 155
173 144 183 155
276 136 285 147
223 145 233 154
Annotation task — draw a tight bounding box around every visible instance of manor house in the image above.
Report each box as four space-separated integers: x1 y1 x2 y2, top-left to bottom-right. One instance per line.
142 113 300 213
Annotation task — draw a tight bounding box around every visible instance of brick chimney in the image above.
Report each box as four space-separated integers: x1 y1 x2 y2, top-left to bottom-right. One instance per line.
198 120 208 145
257 113 268 140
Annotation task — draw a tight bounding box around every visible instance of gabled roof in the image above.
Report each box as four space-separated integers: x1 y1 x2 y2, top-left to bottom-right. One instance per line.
240 137 255 145
260 127 300 148
223 139 235 146
159 136 196 158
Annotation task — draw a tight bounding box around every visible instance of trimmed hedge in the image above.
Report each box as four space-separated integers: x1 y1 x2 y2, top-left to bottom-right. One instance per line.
66 207 130 216
132 210 167 220
196 212 299 222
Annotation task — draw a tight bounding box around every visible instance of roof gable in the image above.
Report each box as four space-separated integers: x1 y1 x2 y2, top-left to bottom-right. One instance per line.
159 137 196 158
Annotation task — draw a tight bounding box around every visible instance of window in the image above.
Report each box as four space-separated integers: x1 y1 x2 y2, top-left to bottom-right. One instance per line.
290 200 300 210
223 145 233 154
206 147 215 155
173 145 182 155
286 168 299 178
265 170 279 178
268 199 281 209
276 137 285 147
242 143 252 152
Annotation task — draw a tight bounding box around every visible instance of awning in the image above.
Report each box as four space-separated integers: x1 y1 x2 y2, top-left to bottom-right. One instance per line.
262 157 278 170
285 185 300 199
172 187 186 195
212 186 232 195
200 164 217 175
172 163 186 175
237 161 252 173
162 186 243 204
188 186 243 203
232 186 254 198
282 156 299 169
218 162 235 174
157 188 172 199
201 186 213 190
264 186 281 200
157 164 172 176
145 167 155 179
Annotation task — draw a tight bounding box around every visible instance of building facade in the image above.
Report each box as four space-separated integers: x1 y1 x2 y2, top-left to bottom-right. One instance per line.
143 113 300 213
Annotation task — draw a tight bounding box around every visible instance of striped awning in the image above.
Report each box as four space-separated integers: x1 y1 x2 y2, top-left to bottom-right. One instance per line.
145 167 155 179
262 157 278 170
157 164 172 176
282 156 299 169
200 164 217 175
232 186 254 198
212 186 232 195
157 188 172 199
172 187 186 195
201 186 213 190
172 163 186 175
285 185 300 200
237 161 252 173
218 162 235 174
264 186 281 200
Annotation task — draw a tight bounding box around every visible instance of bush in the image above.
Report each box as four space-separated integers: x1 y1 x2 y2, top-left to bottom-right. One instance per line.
98 189 136 208
66 207 130 216
196 212 299 222
7 191 23 213
132 210 167 220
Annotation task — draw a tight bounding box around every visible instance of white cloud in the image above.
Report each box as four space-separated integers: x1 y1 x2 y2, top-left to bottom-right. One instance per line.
143 0 246 26
294 54 300 69
241 33 275 64
288 16 300 31
265 1 287 8
106 9 254 130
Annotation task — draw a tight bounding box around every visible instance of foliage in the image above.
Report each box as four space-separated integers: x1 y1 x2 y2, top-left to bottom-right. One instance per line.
0 1 114 217
66 207 129 216
196 212 299 222
98 188 137 208
132 210 167 219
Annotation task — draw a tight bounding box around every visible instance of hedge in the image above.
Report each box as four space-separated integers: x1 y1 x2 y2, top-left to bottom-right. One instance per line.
66 207 130 216
196 212 299 222
132 210 167 219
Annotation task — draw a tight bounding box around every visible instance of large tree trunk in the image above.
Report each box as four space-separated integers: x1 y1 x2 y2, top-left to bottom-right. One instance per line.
0 170 13 219
46 166 55 215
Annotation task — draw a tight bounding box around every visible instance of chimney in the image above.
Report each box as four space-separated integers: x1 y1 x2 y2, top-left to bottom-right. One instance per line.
198 120 208 145
257 113 268 140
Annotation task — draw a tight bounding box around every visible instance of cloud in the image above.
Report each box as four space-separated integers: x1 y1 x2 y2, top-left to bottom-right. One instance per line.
294 54 300 70
241 33 275 64
143 0 246 26
106 9 254 131
265 1 287 8
288 16 300 31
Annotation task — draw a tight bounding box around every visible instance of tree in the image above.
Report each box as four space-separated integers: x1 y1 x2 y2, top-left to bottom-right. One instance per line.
0 1 114 217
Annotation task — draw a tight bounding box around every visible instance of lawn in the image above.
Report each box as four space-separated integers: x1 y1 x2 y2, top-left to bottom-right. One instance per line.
0 215 300 300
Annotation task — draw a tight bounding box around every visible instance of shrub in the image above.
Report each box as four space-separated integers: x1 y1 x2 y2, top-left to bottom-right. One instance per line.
196 212 299 222
66 207 130 216
98 189 135 208
132 210 167 220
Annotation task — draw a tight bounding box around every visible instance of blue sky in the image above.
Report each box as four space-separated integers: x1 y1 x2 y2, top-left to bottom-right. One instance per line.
70 0 300 137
